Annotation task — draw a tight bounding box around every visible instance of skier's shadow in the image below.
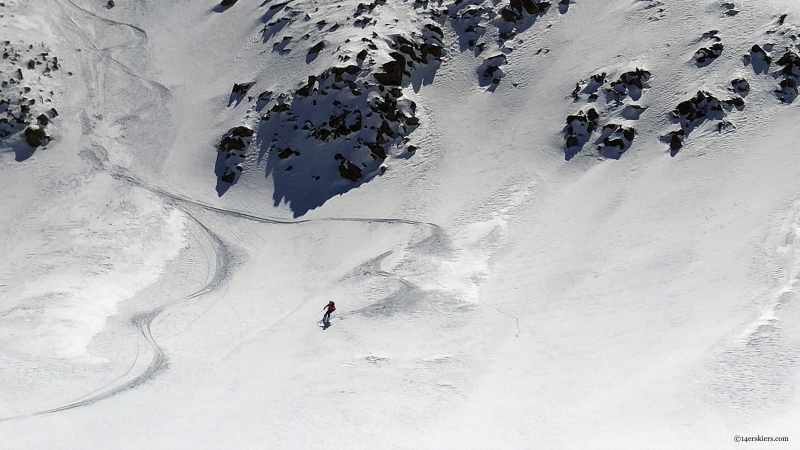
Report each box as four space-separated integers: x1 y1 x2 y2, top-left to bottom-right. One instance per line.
320 319 331 330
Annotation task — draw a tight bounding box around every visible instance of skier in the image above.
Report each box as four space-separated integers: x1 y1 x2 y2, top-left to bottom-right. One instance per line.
322 301 336 323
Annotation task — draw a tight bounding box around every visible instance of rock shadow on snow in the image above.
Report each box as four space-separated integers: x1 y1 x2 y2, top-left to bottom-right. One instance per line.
212 0 239 13
662 90 743 156
215 125 254 196
745 44 772 75
259 1 292 42
227 82 254 107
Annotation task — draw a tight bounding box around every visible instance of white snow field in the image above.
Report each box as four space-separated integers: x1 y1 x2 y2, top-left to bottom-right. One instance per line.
2 0 800 447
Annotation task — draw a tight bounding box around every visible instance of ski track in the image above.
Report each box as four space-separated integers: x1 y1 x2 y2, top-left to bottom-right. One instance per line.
0 162 447 422
0 204 231 422
8 0 523 422
1 161 450 421
0 0 484 422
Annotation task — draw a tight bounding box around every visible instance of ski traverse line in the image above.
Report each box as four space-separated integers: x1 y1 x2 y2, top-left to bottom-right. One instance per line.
110 165 448 313
0 163 445 422
0 0 449 421
110 167 445 233
0 208 231 423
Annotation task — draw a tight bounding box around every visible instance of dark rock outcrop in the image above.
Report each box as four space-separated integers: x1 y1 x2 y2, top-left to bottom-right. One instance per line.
746 44 771 73
775 50 800 102
564 107 599 150
564 66 651 160
694 43 723 66
478 54 507 87
598 123 635 159
24 126 47 147
730 78 750 95
338 160 363 181
665 90 744 155
500 0 551 23
307 41 325 56
1 40 63 159
216 125 254 185
373 53 406 86
232 82 254 96
607 69 651 101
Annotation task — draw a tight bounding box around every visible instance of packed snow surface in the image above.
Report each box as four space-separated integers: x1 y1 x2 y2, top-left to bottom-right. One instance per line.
2 0 800 448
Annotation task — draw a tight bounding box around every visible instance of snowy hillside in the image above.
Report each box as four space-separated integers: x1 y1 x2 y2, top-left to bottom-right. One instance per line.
2 0 800 448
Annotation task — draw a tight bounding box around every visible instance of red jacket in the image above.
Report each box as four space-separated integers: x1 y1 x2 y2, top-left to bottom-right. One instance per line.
326 301 336 312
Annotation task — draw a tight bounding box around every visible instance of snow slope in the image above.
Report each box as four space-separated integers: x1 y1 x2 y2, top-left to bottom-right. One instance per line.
2 0 800 448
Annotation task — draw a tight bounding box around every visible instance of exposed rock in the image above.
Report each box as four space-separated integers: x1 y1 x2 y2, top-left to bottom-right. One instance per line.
607 69 651 101
256 35 428 183
672 90 726 123
747 44 771 72
373 53 406 86
307 41 325 56
229 126 254 137
777 50 800 78
721 4 738 16
777 77 798 103
746 44 800 103
24 126 47 147
338 160 363 181
598 123 635 159
694 43 723 65
564 107 599 150
220 172 236 183
1 41 63 157
666 90 743 153
478 54 507 87
232 82 254 96
216 125 254 185
664 130 685 155
566 65 652 160
501 0 551 23
730 78 750 95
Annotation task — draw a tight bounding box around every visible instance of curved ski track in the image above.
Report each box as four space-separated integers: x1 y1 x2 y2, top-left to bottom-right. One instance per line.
0 0 449 422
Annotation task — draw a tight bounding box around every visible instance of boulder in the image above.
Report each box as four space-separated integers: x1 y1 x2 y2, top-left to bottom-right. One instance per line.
231 82 254 96
694 43 723 65
307 41 325 56
730 78 750 95
338 160 363 181
24 126 47 147
374 59 405 86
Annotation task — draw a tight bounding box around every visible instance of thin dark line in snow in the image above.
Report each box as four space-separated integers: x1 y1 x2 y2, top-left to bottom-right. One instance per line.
0 209 232 423
0 0 450 422
491 306 521 337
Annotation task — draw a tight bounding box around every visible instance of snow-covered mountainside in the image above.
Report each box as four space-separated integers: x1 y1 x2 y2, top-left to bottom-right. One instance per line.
2 0 800 447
